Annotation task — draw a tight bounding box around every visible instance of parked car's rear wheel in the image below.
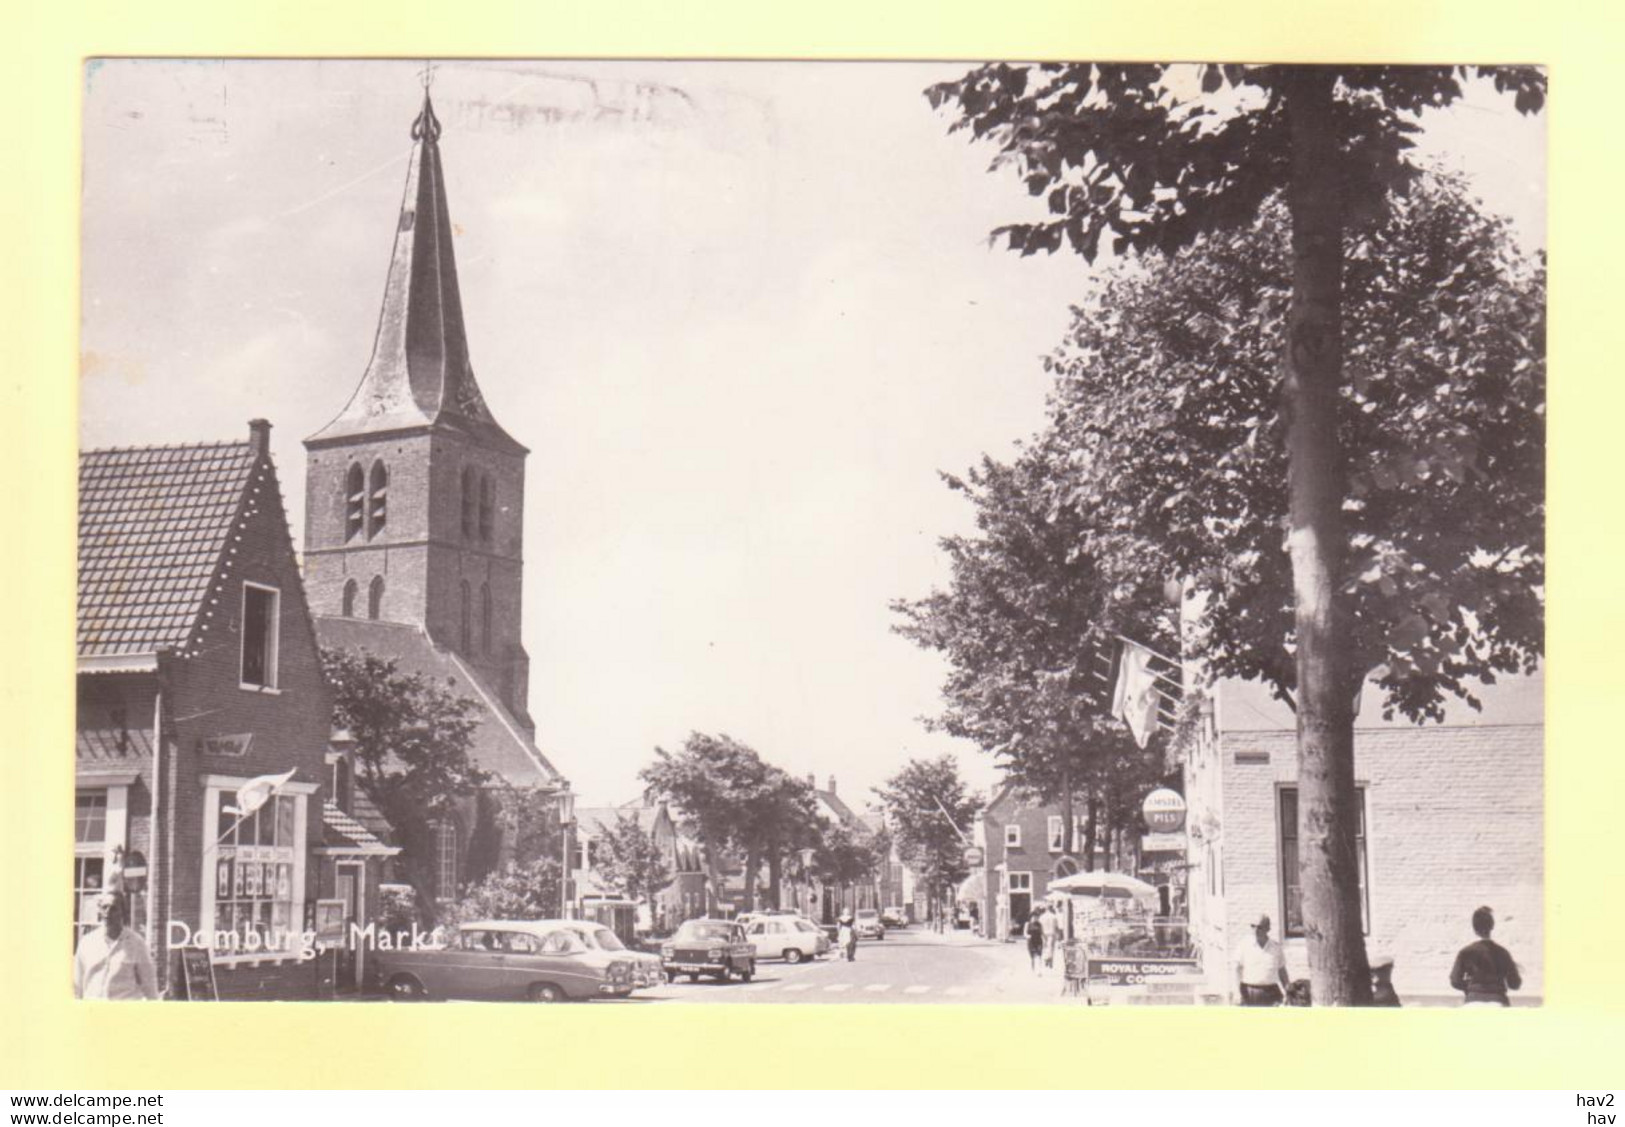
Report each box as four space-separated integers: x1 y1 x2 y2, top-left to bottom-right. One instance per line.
785 947 805 964
665 970 678 983
688 973 700 982
528 983 564 1003
386 974 425 1001
739 962 754 983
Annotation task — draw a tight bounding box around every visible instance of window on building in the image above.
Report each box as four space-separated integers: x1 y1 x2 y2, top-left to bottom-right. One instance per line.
478 474 493 541
459 581 472 652
330 757 351 813
344 464 365 541
210 790 301 954
481 584 492 655
1048 815 1064 852
341 579 358 617
436 820 458 902
367 462 388 539
1007 871 1032 893
1004 824 1021 848
1278 785 1369 939
240 583 280 689
461 467 476 539
368 576 384 621
73 793 109 947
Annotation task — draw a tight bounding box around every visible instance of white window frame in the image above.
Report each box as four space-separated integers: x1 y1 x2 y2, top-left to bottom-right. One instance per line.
239 582 282 692
1007 871 1032 893
199 774 315 966
73 787 129 946
1004 824 1021 848
1047 815 1064 853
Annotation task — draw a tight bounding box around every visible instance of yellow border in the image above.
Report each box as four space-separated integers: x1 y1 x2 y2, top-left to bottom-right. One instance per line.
5 0 1622 1090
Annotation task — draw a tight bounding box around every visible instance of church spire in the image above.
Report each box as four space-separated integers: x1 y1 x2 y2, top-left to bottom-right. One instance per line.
308 87 521 451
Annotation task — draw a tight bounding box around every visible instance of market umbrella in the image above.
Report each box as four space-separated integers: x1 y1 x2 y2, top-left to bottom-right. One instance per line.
1044 870 1161 909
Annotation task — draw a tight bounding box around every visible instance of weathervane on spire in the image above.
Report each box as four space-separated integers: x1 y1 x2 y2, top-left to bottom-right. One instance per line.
412 61 442 142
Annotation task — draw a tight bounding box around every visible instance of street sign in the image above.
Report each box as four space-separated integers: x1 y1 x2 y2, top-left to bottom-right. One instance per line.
1142 788 1187 832
963 846 984 867
1086 956 1199 987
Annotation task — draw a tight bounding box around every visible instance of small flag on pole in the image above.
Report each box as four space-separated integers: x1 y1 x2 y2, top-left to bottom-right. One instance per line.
1112 641 1164 749
224 768 297 818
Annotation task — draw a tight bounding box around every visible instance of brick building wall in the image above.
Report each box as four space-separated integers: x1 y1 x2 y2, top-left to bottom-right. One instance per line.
154 456 332 998
1187 674 1543 1004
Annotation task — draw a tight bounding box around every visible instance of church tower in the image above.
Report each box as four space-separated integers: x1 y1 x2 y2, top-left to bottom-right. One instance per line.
303 91 533 729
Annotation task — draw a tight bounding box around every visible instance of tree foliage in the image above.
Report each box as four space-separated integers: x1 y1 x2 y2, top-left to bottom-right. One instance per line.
594 812 675 922
323 647 489 919
874 757 983 915
451 858 562 924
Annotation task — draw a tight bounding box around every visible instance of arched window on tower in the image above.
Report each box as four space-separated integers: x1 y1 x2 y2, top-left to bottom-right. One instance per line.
436 820 458 902
367 461 388 538
481 583 492 655
368 576 385 620
344 464 365 541
459 580 472 652
461 467 476 539
341 579 358 617
479 474 494 541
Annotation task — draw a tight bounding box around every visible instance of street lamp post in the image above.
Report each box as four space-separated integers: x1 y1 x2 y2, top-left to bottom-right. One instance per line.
557 785 575 920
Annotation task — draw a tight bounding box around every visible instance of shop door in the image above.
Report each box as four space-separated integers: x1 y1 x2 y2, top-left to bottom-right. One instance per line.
336 863 364 991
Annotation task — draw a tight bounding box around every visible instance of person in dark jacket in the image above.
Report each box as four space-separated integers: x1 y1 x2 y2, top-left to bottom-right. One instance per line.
1449 906 1522 1006
1025 911 1045 972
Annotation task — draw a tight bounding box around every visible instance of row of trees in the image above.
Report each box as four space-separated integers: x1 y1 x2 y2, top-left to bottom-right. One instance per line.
640 733 885 915
911 64 1546 1003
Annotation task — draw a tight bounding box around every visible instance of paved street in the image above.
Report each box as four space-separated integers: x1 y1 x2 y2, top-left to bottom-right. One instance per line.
622 926 1079 1005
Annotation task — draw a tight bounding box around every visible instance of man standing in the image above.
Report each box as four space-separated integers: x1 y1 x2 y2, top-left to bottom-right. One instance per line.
73 892 158 1001
1449 906 1522 1006
1236 913 1290 1006
1041 903 1061 969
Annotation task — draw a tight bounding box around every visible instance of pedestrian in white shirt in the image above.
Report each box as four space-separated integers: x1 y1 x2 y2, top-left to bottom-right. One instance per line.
1236 913 1290 1006
74 893 158 1001
1041 904 1061 969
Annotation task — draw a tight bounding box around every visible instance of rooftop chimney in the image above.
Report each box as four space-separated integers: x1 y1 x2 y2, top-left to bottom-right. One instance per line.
806 773 815 789
827 775 837 796
248 418 272 458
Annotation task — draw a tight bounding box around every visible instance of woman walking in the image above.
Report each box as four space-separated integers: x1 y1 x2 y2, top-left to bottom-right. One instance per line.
1025 910 1045 973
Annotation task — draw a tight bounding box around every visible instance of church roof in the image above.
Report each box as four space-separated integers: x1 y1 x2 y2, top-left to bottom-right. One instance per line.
315 615 560 789
307 91 522 453
78 425 268 658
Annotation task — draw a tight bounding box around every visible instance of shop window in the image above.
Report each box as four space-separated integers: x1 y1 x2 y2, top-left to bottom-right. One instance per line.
368 576 384 621
344 464 365 541
208 789 302 957
341 578 358 617
367 461 388 539
478 474 493 541
240 583 280 690
1004 824 1021 848
73 792 109 947
1278 785 1369 939
436 820 458 902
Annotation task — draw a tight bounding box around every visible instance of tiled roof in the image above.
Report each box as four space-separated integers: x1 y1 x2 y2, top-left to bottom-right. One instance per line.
315 616 560 788
578 805 657 836
79 441 257 657
815 788 867 831
322 801 398 855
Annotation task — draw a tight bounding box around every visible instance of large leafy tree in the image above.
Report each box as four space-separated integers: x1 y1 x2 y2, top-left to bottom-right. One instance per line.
929 63 1544 1003
323 648 489 921
892 446 1171 865
740 770 825 910
640 732 768 911
809 819 882 919
594 812 675 926
874 757 984 926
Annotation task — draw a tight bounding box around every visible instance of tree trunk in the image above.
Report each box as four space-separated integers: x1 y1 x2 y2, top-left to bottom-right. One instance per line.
1283 65 1370 1006
767 852 783 908
1083 791 1099 872
1061 758 1075 856
743 849 760 912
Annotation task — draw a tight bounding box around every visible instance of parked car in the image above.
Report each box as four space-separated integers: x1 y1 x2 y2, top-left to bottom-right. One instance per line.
660 918 757 983
378 920 638 1003
854 908 886 940
744 915 830 963
558 919 664 988
880 906 907 929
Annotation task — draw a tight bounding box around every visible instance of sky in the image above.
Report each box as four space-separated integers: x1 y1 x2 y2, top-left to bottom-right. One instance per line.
80 59 1544 813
